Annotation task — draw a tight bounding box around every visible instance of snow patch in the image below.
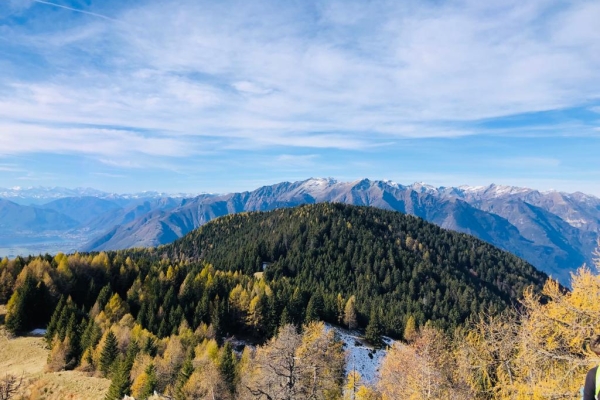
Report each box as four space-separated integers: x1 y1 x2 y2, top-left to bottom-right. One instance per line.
564 218 588 228
29 328 47 336
326 323 395 385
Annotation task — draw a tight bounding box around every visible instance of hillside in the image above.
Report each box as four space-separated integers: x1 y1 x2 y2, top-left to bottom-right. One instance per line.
0 203 551 399
153 203 548 332
0 199 79 231
0 328 110 399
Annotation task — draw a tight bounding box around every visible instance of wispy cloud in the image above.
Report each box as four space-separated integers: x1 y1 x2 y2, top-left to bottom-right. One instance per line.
31 0 121 22
272 154 319 168
3 0 599 148
0 122 194 158
493 157 561 168
93 172 126 178
0 164 23 172
1 0 599 193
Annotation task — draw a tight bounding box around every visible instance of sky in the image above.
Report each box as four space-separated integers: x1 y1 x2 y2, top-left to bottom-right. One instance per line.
0 0 599 195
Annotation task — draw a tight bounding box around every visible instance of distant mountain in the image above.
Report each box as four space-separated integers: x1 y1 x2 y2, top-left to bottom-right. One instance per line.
84 179 599 285
0 187 110 205
0 189 202 258
0 186 199 205
1 179 597 285
0 199 79 231
40 196 122 225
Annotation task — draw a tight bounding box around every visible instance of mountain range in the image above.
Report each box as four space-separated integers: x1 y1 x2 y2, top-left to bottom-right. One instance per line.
1 178 598 285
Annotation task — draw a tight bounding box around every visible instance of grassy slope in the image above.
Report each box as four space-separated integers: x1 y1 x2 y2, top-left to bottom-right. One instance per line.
0 307 110 400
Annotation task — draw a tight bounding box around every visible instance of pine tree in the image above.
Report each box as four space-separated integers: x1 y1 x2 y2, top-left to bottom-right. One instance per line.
305 291 324 323
45 295 66 345
365 307 383 347
219 342 236 393
175 354 194 400
5 273 38 334
138 363 157 400
105 357 128 400
99 331 119 376
80 318 102 353
92 284 112 316
404 315 418 342
280 307 291 327
105 341 139 400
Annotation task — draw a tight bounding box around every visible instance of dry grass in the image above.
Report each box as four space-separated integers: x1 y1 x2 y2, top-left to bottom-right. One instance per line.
25 371 111 400
0 328 47 376
0 328 110 400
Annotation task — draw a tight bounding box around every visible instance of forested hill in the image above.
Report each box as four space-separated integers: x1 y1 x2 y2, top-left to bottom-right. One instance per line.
1 203 554 398
153 203 547 332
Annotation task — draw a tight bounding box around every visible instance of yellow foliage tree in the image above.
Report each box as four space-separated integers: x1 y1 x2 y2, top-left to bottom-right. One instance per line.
404 315 418 343
454 247 600 399
242 322 345 399
379 326 472 399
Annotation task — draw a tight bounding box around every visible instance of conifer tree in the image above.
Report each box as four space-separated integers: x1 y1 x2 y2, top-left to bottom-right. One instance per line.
6 273 40 334
136 363 157 400
404 315 418 342
219 342 236 393
99 331 119 376
80 318 102 353
105 357 128 400
280 307 291 327
105 341 139 400
45 295 66 345
175 354 194 400
305 291 324 323
365 307 383 347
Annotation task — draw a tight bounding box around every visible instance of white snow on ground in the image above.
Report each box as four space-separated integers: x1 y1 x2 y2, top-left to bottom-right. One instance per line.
29 328 47 336
326 323 395 385
227 323 395 386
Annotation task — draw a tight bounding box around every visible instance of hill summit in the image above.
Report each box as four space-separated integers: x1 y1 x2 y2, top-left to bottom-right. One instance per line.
152 202 548 333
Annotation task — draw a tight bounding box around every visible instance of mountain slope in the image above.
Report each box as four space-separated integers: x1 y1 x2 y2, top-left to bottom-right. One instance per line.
0 199 79 231
40 197 122 225
152 203 548 332
86 179 599 284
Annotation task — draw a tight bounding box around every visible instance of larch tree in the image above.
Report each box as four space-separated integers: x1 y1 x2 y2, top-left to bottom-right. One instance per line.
344 296 358 330
378 326 471 399
243 322 346 400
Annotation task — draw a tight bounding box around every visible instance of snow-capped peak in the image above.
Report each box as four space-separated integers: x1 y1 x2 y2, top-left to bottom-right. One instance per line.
457 185 486 192
409 182 437 193
302 177 338 187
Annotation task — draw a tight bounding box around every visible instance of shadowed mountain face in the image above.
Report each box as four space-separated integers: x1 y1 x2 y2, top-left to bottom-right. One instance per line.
80 179 599 285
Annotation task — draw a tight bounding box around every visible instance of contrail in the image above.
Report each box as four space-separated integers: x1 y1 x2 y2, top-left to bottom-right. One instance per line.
31 0 120 22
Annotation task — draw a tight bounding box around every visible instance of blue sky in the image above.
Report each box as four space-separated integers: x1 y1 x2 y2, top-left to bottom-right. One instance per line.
0 0 599 195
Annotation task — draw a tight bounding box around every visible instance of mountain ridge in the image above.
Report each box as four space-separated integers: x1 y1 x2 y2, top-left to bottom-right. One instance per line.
81 178 599 285
1 178 598 285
